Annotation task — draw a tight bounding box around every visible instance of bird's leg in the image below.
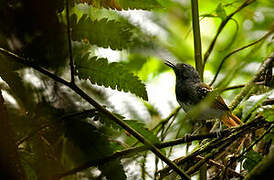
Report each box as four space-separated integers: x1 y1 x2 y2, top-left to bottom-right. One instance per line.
210 120 222 137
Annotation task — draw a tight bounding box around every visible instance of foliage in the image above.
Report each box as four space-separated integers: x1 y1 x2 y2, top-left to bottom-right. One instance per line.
71 14 134 50
0 0 273 179
243 151 263 172
73 0 162 10
74 52 148 100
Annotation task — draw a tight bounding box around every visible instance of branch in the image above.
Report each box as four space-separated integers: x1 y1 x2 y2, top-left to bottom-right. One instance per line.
0 48 190 180
218 81 265 92
191 0 203 80
230 53 274 110
196 155 244 178
186 138 233 175
231 124 274 166
157 116 270 178
210 30 274 86
66 0 75 83
57 116 271 179
55 129 232 179
203 0 256 67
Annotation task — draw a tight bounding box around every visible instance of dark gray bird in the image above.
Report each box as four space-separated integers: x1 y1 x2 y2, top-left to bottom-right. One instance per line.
165 60 242 127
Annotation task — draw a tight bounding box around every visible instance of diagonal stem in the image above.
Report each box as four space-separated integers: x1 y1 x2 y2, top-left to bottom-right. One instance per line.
191 0 203 81
66 0 75 84
0 48 190 180
210 30 274 86
203 0 256 71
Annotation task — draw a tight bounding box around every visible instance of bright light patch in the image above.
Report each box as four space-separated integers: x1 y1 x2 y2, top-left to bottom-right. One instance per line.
119 10 166 37
95 47 125 62
23 69 42 88
200 18 215 37
2 90 19 108
147 72 178 117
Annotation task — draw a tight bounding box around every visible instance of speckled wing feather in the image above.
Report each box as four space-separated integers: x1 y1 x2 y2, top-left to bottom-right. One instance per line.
196 82 230 111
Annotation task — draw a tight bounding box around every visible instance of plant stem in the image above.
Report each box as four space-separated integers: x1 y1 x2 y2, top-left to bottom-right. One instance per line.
66 0 75 84
210 30 274 86
191 0 203 81
203 0 256 70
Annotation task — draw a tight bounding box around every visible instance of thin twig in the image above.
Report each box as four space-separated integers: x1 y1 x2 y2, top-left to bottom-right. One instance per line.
0 48 190 180
66 0 75 84
151 107 180 131
203 0 256 68
210 30 274 86
161 108 180 139
186 139 234 175
218 81 265 92
191 0 203 80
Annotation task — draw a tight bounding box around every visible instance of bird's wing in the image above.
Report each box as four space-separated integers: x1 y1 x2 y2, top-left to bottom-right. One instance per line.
196 82 230 111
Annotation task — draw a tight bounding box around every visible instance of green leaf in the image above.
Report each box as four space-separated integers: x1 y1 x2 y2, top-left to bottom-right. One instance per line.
118 0 162 10
74 52 148 100
122 54 148 72
125 120 160 144
71 14 134 50
243 151 262 171
73 0 162 10
261 108 274 122
216 3 226 20
99 112 126 131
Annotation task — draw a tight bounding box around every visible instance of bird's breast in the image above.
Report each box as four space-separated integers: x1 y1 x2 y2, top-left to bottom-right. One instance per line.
179 101 225 121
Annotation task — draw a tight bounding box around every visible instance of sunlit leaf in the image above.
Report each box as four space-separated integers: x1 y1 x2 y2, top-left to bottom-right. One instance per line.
261 108 274 122
74 51 148 100
71 14 133 50
73 0 162 10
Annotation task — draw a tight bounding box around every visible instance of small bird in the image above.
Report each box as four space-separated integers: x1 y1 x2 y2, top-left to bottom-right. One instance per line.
165 60 242 127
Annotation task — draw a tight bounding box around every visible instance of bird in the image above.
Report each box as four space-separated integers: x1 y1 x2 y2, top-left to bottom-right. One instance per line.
164 60 242 128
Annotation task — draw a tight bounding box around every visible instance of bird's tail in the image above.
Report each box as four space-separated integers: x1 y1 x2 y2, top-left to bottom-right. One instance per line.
221 112 243 127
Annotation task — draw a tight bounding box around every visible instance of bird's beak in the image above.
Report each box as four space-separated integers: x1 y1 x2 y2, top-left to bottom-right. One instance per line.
164 60 176 69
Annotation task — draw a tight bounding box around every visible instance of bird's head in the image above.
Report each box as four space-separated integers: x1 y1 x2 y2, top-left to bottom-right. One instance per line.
164 60 201 82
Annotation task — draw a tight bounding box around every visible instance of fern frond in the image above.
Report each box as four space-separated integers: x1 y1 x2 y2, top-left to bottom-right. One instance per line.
74 53 148 100
71 14 136 50
73 0 162 10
